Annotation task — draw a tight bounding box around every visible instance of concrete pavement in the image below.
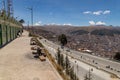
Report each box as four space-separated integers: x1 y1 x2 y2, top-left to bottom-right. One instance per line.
0 31 62 80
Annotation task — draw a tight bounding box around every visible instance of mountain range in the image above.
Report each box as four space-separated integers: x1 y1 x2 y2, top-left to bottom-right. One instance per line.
29 25 120 58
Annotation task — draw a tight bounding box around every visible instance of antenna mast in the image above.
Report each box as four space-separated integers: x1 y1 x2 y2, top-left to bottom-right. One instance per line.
7 0 14 17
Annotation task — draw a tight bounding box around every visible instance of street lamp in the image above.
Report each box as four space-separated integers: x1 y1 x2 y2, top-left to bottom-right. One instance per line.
75 61 78 79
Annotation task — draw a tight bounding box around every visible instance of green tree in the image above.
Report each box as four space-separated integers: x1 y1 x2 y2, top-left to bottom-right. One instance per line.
114 52 120 61
56 48 65 69
69 67 74 79
60 54 65 69
65 56 71 75
84 69 92 80
57 48 61 65
19 19 25 24
0 10 7 20
58 34 67 46
69 67 79 80
84 74 89 80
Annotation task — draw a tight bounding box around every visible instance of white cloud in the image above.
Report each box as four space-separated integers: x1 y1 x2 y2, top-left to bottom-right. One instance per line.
83 11 91 14
93 11 103 15
46 23 61 25
34 21 42 26
89 21 106 25
103 10 110 14
89 21 96 25
45 23 72 26
63 23 72 26
83 10 111 15
96 21 106 25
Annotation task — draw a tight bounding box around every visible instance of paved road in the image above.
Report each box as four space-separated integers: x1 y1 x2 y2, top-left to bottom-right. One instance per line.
0 31 62 80
39 38 120 80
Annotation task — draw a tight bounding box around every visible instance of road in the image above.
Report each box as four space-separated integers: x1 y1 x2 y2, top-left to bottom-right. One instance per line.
39 38 120 80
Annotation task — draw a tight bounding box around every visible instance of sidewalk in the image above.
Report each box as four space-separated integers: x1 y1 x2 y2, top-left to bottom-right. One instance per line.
0 31 62 80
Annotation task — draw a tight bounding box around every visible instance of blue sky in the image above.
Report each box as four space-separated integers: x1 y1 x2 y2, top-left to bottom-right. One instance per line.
10 0 120 26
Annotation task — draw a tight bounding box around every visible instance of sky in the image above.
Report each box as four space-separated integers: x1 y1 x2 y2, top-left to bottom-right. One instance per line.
1 0 120 26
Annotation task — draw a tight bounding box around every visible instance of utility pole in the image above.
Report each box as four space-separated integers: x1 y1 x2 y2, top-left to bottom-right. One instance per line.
31 7 33 27
27 7 33 27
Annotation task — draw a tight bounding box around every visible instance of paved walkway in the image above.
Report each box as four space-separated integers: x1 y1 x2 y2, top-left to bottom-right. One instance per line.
0 31 62 80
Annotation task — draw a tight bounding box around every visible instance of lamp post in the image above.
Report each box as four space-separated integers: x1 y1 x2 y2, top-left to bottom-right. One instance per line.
75 61 78 80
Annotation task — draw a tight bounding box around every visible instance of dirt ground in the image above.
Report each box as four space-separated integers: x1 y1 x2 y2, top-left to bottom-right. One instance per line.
0 31 62 80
